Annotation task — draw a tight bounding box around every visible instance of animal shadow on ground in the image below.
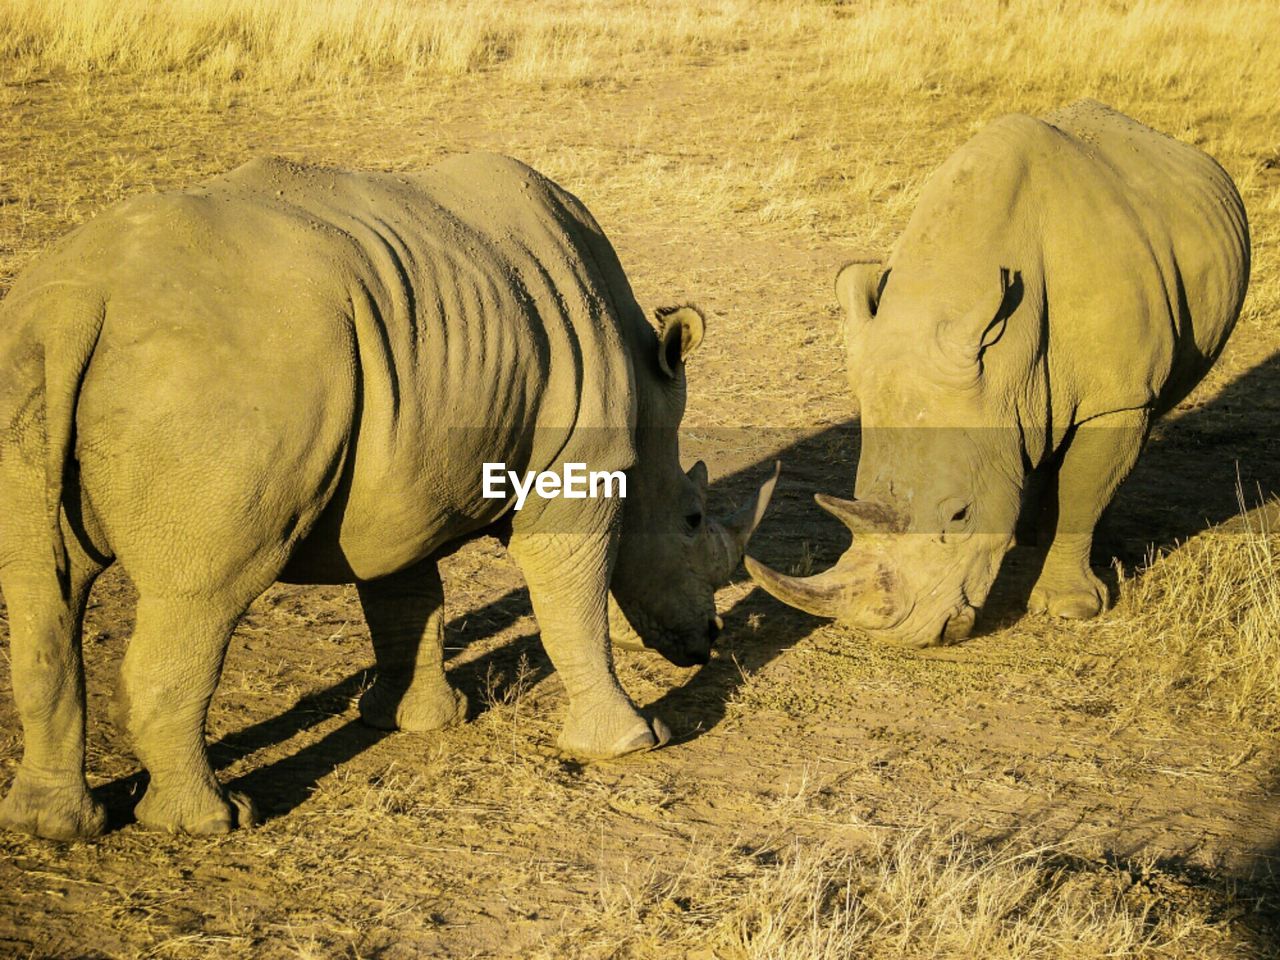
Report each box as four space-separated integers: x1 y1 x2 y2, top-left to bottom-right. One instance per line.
90 350 1280 828
969 348 1280 632
656 348 1280 738
222 583 551 821
1249 772 1280 956
89 426 853 827
93 588 540 828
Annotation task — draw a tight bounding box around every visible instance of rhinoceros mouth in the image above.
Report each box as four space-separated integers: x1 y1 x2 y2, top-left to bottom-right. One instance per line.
940 605 977 643
638 627 714 667
879 601 977 648
660 645 711 668
611 600 717 667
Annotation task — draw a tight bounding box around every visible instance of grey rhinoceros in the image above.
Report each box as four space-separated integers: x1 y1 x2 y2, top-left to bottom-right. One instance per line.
0 153 776 839
748 100 1250 647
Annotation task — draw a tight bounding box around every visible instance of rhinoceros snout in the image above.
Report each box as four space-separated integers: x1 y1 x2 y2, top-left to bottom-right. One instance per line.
663 618 719 668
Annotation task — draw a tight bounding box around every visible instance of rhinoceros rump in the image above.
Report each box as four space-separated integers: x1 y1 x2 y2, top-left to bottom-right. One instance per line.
0 153 774 839
749 100 1250 647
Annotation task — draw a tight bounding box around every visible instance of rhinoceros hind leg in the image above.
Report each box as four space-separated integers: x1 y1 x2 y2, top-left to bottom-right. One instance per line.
0 559 107 841
356 559 468 734
120 594 258 835
1029 408 1148 621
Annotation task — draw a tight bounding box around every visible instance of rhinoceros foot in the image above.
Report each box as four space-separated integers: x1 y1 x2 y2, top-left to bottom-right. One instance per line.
557 705 671 760
0 771 107 841
359 681 468 733
135 783 259 835
1028 568 1107 620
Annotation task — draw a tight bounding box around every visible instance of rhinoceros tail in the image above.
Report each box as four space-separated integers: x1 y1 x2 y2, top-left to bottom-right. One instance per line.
39 292 105 596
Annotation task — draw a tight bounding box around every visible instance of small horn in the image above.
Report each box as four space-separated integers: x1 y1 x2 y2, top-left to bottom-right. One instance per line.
744 556 847 619
687 459 709 494
814 494 904 534
706 461 782 588
727 460 782 547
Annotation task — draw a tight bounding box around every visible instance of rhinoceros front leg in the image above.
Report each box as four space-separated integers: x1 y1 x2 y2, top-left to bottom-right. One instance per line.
357 559 468 733
0 560 108 840
1029 408 1149 619
508 524 669 759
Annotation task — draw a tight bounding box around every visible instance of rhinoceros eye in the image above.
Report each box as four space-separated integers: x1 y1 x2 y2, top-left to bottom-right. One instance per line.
940 500 972 539
685 511 703 531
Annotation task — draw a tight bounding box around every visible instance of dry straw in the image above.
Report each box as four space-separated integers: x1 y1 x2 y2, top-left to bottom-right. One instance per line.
2 0 1278 100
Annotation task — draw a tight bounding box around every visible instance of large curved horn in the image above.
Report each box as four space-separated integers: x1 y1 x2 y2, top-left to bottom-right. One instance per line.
743 556 848 619
745 548 900 629
705 461 782 588
814 494 905 534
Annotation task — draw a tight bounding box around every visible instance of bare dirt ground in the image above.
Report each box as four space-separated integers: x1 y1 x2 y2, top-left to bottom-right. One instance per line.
3 16 1280 958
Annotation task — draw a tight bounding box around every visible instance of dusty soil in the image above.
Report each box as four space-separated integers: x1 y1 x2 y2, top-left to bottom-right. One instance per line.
2 46 1280 959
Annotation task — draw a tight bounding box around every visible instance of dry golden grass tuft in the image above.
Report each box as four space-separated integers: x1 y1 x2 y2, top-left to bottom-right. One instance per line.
538 826 1236 959
1104 490 1280 730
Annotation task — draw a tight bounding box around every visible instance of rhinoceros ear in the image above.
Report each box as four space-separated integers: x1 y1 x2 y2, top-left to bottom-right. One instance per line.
655 305 705 379
941 267 1023 366
834 260 887 328
836 261 886 406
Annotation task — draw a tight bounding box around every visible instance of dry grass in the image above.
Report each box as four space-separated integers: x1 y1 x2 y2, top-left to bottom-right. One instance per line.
11 0 1278 331
5 0 1280 104
6 1 1280 278
1104 489 1280 731
0 0 760 88
540 826 1236 959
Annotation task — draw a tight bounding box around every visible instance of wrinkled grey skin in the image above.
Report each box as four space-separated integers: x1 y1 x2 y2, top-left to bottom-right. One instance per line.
749 100 1250 647
0 153 774 839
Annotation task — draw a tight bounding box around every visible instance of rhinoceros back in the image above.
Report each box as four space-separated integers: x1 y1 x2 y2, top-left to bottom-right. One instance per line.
213 156 640 564
887 101 1249 424
3 153 645 581
221 154 643 572
1040 100 1250 414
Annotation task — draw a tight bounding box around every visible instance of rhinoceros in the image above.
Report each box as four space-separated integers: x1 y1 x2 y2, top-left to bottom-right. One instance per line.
748 100 1249 647
0 153 775 839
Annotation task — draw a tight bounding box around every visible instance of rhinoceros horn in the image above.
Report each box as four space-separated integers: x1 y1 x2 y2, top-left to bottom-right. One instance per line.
744 493 902 624
704 460 782 588
744 551 900 626
743 557 852 620
609 593 646 651
813 494 907 534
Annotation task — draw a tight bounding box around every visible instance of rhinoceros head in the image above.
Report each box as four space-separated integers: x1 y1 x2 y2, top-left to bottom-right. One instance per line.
747 263 1027 647
609 306 779 666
